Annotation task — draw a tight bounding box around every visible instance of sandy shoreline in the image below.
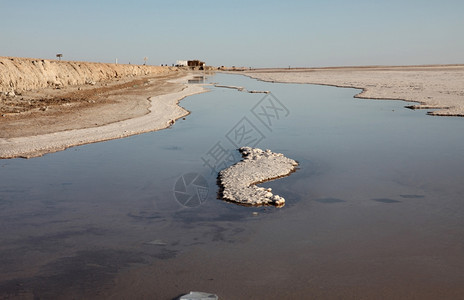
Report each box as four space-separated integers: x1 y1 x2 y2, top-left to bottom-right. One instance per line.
0 74 207 159
241 65 464 116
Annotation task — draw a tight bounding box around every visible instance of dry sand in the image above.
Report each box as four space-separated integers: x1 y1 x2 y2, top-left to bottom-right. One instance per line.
0 73 207 159
0 72 187 139
242 65 464 116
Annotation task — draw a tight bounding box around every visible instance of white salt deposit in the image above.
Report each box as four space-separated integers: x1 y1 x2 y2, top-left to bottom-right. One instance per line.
244 66 464 116
218 147 298 207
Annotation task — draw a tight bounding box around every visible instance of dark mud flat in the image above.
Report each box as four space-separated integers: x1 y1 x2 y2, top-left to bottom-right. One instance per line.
1 73 464 299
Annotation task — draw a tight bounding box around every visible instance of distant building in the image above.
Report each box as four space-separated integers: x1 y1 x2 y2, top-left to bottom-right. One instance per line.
187 60 205 68
175 60 188 67
175 59 206 70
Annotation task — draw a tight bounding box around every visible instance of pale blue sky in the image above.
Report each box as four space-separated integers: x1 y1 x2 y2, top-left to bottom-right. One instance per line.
1 0 463 67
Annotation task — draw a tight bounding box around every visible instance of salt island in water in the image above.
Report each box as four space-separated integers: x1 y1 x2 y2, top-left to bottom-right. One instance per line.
218 147 299 207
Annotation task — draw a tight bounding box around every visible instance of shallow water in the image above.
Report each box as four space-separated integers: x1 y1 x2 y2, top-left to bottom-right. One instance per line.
1 73 464 299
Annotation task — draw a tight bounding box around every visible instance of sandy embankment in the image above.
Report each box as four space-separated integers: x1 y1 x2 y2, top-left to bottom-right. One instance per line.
0 56 176 94
0 57 207 159
242 65 464 116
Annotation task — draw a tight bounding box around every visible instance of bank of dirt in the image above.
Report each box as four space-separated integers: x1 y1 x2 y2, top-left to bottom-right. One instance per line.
0 71 187 139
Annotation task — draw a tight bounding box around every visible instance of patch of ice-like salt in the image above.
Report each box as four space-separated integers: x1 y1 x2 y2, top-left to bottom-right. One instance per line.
218 147 298 207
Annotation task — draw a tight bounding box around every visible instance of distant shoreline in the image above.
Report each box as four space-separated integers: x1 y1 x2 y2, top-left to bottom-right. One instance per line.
238 65 464 117
236 64 464 71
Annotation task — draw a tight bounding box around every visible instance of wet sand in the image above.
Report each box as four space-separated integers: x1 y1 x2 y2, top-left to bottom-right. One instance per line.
242 65 464 116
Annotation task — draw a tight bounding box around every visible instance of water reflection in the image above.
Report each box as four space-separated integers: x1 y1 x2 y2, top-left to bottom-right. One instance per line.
187 75 206 84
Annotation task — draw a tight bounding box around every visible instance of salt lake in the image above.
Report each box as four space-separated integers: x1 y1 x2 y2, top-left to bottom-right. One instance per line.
1 73 464 299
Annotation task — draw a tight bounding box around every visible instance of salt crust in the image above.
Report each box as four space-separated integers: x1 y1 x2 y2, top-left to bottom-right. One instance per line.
218 147 298 207
244 66 464 116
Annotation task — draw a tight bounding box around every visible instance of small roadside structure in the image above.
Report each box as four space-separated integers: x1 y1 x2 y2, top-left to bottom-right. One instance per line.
188 60 205 67
175 59 206 70
188 60 205 70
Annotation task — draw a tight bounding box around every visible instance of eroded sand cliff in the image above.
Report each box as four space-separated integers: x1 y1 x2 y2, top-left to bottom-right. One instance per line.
0 56 175 94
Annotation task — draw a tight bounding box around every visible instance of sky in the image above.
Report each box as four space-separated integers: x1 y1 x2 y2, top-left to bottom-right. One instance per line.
1 0 463 67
